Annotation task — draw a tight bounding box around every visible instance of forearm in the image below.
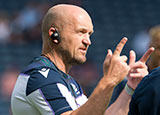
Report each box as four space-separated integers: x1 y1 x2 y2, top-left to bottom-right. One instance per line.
62 38 131 115
104 89 131 115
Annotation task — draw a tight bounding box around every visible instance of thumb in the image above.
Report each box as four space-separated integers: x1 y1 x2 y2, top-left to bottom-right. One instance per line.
103 49 113 73
129 50 136 66
105 49 112 64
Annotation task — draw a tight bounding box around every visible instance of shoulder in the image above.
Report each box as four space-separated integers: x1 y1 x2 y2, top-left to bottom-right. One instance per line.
137 66 160 91
25 67 65 96
19 56 67 96
129 67 160 114
131 66 160 102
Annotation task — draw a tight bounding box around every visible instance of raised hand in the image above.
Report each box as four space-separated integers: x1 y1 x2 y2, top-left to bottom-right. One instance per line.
103 37 130 85
127 47 155 89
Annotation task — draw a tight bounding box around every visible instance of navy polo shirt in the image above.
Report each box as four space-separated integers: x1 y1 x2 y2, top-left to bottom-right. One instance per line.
11 56 88 115
129 67 160 115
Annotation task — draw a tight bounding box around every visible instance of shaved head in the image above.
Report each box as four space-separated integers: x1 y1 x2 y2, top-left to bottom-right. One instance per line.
41 4 93 55
41 4 93 67
42 4 91 41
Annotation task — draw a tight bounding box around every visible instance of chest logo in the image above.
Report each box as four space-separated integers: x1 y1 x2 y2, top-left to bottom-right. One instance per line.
70 83 80 95
38 68 50 78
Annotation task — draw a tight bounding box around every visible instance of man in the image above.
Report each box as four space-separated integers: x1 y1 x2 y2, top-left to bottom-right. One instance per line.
128 25 160 115
128 66 160 115
11 4 154 115
147 25 160 71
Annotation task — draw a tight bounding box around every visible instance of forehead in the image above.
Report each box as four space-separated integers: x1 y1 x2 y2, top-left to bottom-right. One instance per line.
76 14 93 29
65 9 93 32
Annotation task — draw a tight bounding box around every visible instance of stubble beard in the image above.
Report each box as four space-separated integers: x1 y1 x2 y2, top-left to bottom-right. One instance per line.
59 48 86 66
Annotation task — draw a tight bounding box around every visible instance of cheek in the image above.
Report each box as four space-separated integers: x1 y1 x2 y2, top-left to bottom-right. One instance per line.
61 34 82 53
61 38 76 54
153 50 160 57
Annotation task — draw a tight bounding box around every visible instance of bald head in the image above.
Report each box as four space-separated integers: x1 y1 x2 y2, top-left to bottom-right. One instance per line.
41 4 94 68
42 4 92 40
41 4 93 57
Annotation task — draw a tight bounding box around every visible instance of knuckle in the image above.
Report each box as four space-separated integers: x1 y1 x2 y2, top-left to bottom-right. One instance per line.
135 69 139 73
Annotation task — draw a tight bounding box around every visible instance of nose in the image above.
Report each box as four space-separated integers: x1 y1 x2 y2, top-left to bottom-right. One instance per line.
82 34 91 46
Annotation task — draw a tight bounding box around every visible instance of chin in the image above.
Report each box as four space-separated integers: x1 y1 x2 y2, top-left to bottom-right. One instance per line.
70 57 86 65
78 56 87 63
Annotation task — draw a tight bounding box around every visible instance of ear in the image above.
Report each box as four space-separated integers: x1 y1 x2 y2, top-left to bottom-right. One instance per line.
49 27 59 44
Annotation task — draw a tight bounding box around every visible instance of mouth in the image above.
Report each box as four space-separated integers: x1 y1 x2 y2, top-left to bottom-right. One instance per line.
79 47 87 55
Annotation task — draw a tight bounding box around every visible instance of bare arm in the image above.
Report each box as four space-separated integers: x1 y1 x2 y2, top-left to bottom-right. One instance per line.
105 89 131 115
61 37 130 115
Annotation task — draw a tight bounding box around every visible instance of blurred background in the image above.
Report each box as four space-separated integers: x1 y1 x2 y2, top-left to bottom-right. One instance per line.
1 0 160 114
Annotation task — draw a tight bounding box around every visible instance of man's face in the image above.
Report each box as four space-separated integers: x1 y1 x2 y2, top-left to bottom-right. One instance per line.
151 39 160 57
58 13 94 65
149 39 160 68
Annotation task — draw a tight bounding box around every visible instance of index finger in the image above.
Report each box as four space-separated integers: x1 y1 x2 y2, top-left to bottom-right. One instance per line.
113 37 128 56
140 47 155 63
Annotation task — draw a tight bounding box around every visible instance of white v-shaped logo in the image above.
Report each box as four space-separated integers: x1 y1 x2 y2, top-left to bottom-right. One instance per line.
38 68 50 78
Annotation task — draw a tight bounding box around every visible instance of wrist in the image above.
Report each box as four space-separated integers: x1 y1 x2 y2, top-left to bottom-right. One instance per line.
99 76 117 90
124 84 135 96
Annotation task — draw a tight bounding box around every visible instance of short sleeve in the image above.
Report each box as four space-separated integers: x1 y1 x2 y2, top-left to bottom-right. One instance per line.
27 83 76 115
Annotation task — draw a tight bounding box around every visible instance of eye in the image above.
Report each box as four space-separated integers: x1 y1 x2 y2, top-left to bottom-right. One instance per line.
80 30 86 34
89 32 93 36
77 28 93 36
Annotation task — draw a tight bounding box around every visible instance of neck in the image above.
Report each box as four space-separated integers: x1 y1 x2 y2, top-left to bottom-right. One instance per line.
42 53 71 73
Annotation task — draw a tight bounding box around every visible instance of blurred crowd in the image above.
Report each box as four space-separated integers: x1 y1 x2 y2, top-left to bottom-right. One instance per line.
0 1 47 114
0 2 50 44
0 0 83 44
0 65 19 114
0 1 99 114
1 0 160 114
